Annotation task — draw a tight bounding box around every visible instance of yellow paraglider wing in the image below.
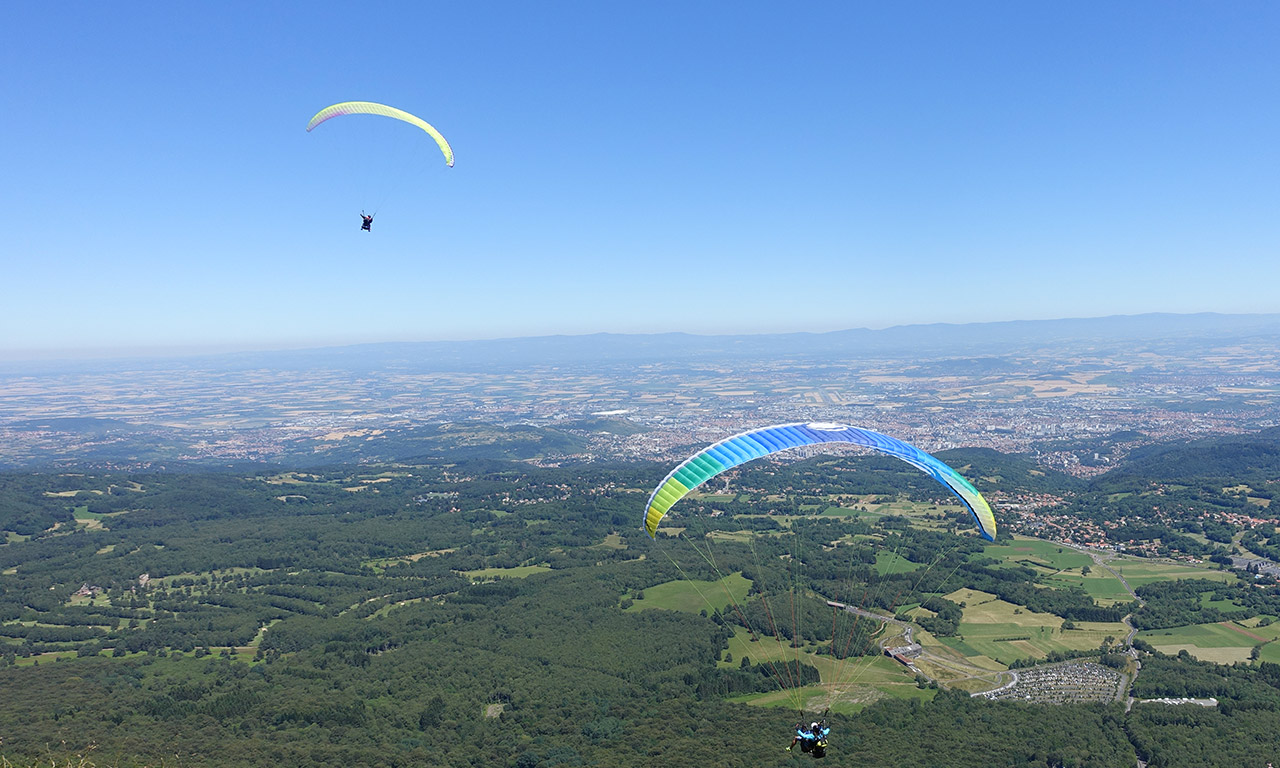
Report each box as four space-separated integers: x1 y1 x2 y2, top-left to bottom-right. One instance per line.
307 101 454 167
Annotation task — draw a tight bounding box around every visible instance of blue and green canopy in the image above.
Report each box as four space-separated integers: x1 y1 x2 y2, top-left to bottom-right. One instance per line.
644 423 996 541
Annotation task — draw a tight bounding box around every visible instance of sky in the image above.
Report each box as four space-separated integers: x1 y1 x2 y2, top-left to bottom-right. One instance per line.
3 2 1278 359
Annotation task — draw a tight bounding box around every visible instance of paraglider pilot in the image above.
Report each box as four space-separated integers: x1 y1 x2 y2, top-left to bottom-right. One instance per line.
360 212 374 231
786 712 830 758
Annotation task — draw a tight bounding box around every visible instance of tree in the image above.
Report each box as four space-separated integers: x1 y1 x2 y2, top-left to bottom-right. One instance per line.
419 694 445 730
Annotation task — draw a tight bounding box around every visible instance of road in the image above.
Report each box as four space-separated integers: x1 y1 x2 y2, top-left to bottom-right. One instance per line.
1056 541 1146 647
824 601 1013 690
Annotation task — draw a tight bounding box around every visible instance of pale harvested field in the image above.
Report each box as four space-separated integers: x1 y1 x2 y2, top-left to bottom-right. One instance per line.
1153 644 1252 665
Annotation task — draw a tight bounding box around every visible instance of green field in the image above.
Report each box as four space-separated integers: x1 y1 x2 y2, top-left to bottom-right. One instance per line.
720 626 932 714
706 530 757 543
1111 560 1235 589
1200 591 1249 613
364 549 456 572
943 588 1130 666
626 572 752 614
728 675 936 714
981 538 1133 604
875 551 923 575
981 537 1237 606
697 493 738 502
462 565 552 580
820 499 961 532
983 538 1092 571
1139 620 1280 664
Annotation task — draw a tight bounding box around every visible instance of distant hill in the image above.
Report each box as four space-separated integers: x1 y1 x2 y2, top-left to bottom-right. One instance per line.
937 447 1086 495
1103 426 1280 483
6 311 1280 374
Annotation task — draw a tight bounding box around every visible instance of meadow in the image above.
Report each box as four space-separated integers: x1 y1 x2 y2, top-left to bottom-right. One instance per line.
939 588 1129 666
1139 619 1280 664
625 572 752 615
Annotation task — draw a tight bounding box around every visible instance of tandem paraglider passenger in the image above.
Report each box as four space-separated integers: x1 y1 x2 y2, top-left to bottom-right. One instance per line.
786 721 814 753
360 212 374 232
786 714 830 758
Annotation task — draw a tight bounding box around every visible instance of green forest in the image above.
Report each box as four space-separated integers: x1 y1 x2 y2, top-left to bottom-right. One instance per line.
1 451 1278 767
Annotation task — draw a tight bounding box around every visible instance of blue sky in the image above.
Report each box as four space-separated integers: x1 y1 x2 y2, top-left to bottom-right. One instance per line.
3 2 1278 358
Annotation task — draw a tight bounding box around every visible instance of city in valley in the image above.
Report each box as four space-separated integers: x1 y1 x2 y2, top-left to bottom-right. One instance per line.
3 317 1279 475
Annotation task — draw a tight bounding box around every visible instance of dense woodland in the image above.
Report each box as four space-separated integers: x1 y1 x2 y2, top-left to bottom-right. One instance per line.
0 444 1278 766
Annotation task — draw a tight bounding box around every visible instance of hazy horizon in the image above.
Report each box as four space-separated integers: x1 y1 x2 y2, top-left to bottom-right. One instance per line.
4 309 1280 365
4 3 1278 356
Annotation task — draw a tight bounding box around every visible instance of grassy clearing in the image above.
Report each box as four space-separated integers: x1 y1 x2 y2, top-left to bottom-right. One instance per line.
942 588 1129 666
1237 615 1279 628
596 533 626 549
1201 591 1249 613
261 472 344 490
723 641 932 714
1040 570 1134 604
366 596 438 618
982 537 1234 604
874 551 923 575
462 565 552 581
819 498 960 532
72 506 116 531
720 626 896 684
363 549 456 572
729 677 935 715
1110 560 1235 589
697 493 738 502
706 530 756 543
1139 620 1280 664
717 607 930 713
983 538 1091 571
627 573 752 614
1148 644 1254 665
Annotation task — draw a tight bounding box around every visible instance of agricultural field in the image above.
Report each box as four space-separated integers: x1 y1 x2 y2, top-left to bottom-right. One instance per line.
981 536 1237 605
1138 619 1280 665
940 588 1129 667
1109 560 1235 589
983 538 1092 571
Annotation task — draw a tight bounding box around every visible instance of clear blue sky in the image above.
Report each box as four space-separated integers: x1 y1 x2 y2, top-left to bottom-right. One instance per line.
3 2 1278 358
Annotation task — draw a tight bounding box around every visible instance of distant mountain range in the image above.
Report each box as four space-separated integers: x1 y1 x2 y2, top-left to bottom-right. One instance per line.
7 311 1280 374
